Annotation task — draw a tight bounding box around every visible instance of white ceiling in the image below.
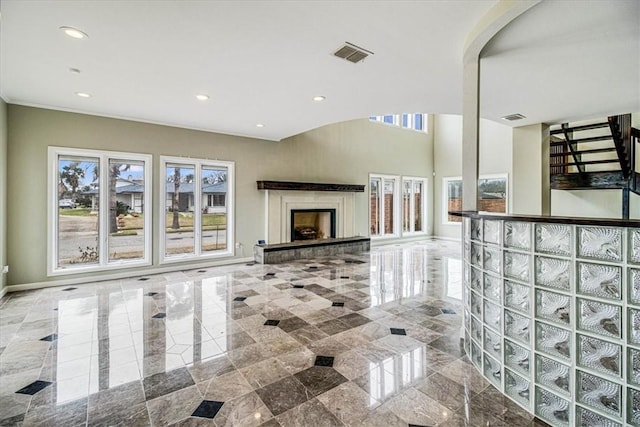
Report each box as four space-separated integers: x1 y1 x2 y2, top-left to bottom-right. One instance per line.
0 1 638 141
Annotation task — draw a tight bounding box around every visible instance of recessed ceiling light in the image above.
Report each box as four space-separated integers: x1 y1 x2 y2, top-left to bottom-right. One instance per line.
75 92 91 98
69 68 81 74
195 94 209 101
60 26 89 39
256 123 265 128
313 96 326 102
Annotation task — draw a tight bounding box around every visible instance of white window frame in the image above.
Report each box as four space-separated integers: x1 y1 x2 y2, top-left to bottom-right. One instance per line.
442 174 509 225
369 173 400 239
369 114 428 133
159 156 234 264
401 176 428 236
48 147 152 276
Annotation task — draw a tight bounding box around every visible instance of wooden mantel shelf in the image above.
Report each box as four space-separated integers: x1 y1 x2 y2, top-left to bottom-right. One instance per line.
256 180 365 192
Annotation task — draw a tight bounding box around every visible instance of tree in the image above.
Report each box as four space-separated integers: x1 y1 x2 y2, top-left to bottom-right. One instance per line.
108 163 130 233
60 162 85 198
171 167 181 229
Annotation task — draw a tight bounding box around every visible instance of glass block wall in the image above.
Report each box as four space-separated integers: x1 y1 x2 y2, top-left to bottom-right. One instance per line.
462 215 640 426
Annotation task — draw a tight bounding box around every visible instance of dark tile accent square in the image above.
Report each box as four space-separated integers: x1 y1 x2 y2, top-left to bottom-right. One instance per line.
278 316 309 332
344 259 365 264
265 272 276 276
192 400 224 419
246 262 257 266
40 334 58 342
264 319 280 326
142 367 195 400
138 278 149 281
390 328 407 336
53 308 58 311
197 270 207 273
332 302 345 307
340 276 350 279
293 285 304 289
152 313 166 319
294 366 348 396
442 308 456 314
408 424 430 427
308 266 318 269
233 296 247 302
314 356 334 367
256 376 310 416
145 292 158 297
62 287 77 291
16 380 52 395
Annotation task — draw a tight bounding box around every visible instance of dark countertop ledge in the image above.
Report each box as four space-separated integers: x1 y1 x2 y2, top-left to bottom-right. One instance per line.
450 211 640 228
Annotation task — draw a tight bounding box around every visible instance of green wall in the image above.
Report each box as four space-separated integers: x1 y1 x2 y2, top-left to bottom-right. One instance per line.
0 99 7 292
6 105 432 287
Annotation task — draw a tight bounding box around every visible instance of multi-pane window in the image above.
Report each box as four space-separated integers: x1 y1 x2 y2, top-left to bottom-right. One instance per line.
49 147 152 274
369 113 428 132
442 175 508 224
160 156 234 262
370 174 399 238
402 177 427 234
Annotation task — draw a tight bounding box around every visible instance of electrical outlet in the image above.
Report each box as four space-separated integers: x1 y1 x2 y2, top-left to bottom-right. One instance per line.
1 265 8 274
235 242 241 249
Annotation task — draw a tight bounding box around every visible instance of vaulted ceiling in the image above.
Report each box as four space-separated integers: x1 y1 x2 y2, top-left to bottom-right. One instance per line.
1 1 637 141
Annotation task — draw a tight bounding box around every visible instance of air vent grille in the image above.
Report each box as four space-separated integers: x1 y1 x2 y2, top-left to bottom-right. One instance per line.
501 113 526 121
333 42 373 64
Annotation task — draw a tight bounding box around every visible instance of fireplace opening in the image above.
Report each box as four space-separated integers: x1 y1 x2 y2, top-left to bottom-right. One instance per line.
291 209 336 241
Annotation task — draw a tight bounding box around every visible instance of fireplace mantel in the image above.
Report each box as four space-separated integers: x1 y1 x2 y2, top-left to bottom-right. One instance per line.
257 180 364 192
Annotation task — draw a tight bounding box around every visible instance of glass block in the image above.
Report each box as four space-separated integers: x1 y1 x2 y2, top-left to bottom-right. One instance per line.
464 240 471 265
630 308 640 346
464 330 471 357
504 339 530 375
576 406 622 427
471 339 482 369
484 299 501 333
470 266 482 293
629 387 640 426
471 314 482 343
535 387 570 427
536 354 571 396
535 223 571 257
505 309 530 344
505 368 530 408
483 246 501 275
535 256 571 291
576 370 621 417
577 262 622 301
504 251 531 283
505 280 530 314
504 221 531 251
484 220 501 245
577 334 621 378
484 326 501 359
483 273 501 302
629 348 640 387
463 217 471 242
471 218 482 241
629 268 640 306
578 298 621 339
471 290 482 319
536 321 571 361
471 243 483 267
483 352 501 387
463 285 470 310
536 289 571 326
464 308 471 333
577 226 622 262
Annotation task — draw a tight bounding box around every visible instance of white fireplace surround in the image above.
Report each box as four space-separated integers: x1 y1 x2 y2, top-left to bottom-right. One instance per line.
264 190 355 244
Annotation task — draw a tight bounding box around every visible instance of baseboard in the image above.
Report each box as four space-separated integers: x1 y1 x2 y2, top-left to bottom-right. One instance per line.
0 286 7 301
5 257 254 293
431 235 462 242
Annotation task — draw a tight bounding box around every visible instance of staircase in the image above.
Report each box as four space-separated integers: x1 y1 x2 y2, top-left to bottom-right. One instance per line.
549 114 640 218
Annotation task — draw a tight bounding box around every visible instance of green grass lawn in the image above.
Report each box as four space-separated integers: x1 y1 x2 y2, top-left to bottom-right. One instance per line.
59 210 227 231
59 208 95 216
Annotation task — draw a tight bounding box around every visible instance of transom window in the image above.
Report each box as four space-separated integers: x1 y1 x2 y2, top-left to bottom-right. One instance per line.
369 113 428 132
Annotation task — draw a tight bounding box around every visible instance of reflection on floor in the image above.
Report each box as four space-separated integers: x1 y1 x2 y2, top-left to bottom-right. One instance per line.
0 239 548 426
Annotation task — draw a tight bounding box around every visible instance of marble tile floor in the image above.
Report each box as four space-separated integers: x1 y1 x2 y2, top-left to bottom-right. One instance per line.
0 240 549 426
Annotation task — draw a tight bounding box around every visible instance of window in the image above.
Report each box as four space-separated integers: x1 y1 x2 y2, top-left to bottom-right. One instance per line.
48 147 152 274
442 174 508 224
160 156 234 262
370 174 399 238
369 113 428 133
402 177 428 234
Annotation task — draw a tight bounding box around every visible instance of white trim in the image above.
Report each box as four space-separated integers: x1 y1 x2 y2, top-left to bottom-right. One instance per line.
159 156 234 264
5 257 254 293
442 176 463 226
401 176 429 236
369 173 401 239
48 147 153 276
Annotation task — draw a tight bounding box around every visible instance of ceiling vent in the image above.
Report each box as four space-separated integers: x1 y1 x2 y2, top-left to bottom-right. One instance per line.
333 42 374 64
501 113 526 121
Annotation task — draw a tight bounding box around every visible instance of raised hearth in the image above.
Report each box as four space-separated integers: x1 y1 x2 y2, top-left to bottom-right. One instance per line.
254 236 370 264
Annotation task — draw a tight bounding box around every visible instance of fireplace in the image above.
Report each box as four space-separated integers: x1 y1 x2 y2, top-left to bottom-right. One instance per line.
290 209 336 241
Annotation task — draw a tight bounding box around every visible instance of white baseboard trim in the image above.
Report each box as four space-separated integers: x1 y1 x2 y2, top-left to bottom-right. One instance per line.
0 286 8 301
5 257 255 294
